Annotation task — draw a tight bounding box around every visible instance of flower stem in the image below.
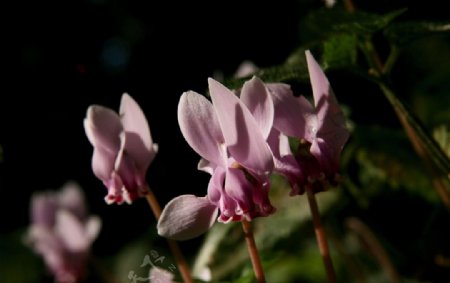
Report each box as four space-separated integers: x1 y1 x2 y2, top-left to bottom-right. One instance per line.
241 220 266 283
346 217 402 283
144 187 194 283
306 187 337 283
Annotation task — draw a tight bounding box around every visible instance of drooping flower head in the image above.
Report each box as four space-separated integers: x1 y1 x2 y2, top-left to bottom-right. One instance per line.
157 77 276 240
269 50 350 194
84 93 158 204
25 182 101 283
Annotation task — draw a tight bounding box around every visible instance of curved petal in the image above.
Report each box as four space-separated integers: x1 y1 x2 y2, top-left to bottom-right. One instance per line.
91 147 116 182
310 137 337 175
305 50 349 160
305 50 347 133
178 91 225 166
157 195 218 241
31 193 57 227
305 50 336 110
208 78 273 174
85 216 102 243
234 60 258 78
26 225 64 271
207 166 225 204
121 131 156 177
104 172 125 205
55 210 89 252
240 76 274 139
267 129 302 194
198 158 215 175
119 93 157 172
84 105 122 153
58 182 86 220
224 167 251 215
269 85 315 138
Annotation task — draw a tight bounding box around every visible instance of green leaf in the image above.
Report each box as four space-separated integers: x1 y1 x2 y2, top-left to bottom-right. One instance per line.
385 21 450 46
433 125 450 159
302 8 407 38
322 34 358 70
379 83 450 181
222 47 310 89
0 230 44 283
352 125 439 202
200 176 340 282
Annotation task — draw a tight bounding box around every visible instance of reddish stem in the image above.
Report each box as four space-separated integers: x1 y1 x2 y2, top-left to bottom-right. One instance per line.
145 188 194 283
306 187 337 283
241 220 266 283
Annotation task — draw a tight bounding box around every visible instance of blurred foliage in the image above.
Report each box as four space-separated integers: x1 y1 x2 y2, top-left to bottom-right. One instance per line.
4 0 450 283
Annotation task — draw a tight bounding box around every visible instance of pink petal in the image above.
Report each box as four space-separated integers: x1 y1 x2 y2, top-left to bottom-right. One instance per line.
91 147 116 182
114 132 147 189
84 105 122 153
310 138 336 175
269 84 315 138
85 216 102 243
31 193 57 227
198 158 215 175
305 50 347 133
208 78 273 175
207 166 226 204
267 129 302 194
305 50 336 110
104 172 125 205
55 210 89 252
119 93 158 172
305 50 349 164
26 225 65 272
234 61 258 78
240 76 274 139
58 182 86 220
157 195 218 241
178 91 225 167
224 167 252 215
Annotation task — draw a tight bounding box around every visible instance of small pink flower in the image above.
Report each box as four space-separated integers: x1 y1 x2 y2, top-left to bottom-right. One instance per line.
26 182 101 283
157 77 276 240
84 93 158 204
269 50 350 194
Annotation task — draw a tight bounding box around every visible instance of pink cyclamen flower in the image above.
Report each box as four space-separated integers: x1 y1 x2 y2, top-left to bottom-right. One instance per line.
25 182 101 283
84 93 158 204
269 50 350 195
157 77 275 240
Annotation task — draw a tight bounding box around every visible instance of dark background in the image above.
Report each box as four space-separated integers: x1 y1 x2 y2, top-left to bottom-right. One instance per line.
3 0 303 255
2 0 450 271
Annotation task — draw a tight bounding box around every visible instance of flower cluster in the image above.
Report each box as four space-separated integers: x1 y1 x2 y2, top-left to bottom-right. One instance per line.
26 50 348 282
84 93 158 204
26 183 101 283
157 51 349 240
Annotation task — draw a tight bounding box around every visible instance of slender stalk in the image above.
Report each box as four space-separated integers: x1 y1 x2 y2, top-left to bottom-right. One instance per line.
346 218 403 283
350 0 450 207
144 187 194 283
306 187 337 283
383 92 450 211
330 235 369 283
145 189 163 219
241 220 266 283
343 0 355 13
382 46 399 76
